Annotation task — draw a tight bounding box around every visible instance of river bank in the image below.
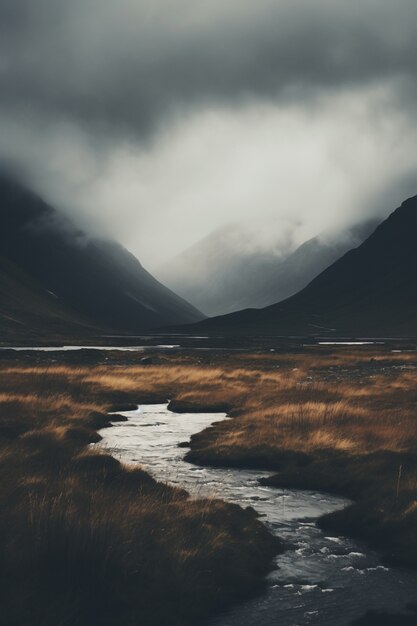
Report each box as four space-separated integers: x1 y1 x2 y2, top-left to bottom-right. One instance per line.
1 343 417 624
98 402 417 625
0 360 281 626
179 349 417 570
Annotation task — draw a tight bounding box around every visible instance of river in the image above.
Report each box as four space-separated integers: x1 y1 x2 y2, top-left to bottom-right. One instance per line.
97 404 417 625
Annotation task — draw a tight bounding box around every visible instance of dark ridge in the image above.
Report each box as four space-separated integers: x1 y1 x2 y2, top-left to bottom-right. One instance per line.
189 195 417 337
0 173 204 341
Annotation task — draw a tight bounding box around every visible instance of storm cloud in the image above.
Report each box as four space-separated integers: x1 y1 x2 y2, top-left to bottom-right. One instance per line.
2 0 417 134
1 0 417 266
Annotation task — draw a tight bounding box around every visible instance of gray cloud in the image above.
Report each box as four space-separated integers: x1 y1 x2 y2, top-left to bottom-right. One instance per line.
0 0 417 268
1 0 417 136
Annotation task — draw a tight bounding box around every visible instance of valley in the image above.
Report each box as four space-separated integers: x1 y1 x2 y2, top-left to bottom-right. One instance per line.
1 341 417 624
2 2 417 623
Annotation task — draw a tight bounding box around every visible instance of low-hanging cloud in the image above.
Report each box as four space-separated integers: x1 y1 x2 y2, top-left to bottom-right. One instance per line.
0 0 417 267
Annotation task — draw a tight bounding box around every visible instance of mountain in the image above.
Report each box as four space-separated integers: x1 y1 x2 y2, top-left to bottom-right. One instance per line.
156 223 280 316
188 195 417 337
157 220 380 316
0 255 96 342
0 174 203 341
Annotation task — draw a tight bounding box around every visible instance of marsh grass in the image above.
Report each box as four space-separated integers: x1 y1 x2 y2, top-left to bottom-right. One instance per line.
0 364 280 626
2 345 417 618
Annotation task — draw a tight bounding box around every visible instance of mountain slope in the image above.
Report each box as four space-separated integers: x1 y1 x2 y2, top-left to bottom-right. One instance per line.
0 256 95 342
156 223 273 316
0 174 203 339
191 195 417 336
157 220 379 316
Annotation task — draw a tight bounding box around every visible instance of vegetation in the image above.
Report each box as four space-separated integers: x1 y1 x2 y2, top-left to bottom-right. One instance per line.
2 343 417 624
0 363 280 626
26 345 416 567
177 348 417 567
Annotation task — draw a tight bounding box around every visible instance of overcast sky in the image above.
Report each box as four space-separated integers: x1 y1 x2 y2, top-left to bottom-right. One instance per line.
1 0 417 267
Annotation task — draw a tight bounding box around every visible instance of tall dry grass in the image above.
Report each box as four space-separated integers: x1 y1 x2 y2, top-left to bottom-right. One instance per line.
2 348 417 574
3 354 417 460
0 362 279 626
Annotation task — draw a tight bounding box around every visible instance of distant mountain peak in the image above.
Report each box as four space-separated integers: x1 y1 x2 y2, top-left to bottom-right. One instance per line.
157 216 381 316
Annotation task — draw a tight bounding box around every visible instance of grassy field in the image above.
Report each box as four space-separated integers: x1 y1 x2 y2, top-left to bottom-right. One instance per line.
0 359 280 626
32 344 417 567
177 348 417 567
1 343 417 624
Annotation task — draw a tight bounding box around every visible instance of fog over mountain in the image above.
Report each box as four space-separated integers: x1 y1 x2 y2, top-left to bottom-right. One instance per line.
1 0 417 270
157 218 381 316
0 174 203 340
190 195 417 336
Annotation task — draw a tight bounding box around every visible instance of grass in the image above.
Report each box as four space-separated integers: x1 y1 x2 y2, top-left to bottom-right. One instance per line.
170 348 417 567
2 345 417 623
0 364 280 626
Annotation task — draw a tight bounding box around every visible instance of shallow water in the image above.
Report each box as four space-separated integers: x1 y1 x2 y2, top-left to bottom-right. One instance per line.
318 342 381 346
0 345 180 351
98 404 417 625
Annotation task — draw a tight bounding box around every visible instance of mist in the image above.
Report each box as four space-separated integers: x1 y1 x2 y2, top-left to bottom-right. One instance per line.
1 0 417 268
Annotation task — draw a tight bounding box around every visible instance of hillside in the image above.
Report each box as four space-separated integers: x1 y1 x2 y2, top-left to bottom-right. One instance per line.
190 195 417 337
157 220 379 316
0 174 203 341
0 256 96 342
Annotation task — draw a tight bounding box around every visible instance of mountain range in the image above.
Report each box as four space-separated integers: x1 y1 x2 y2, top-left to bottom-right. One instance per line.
188 195 417 337
0 174 203 341
157 219 380 316
1 173 415 342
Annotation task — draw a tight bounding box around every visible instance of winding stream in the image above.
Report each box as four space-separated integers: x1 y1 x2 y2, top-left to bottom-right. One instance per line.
97 404 417 626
